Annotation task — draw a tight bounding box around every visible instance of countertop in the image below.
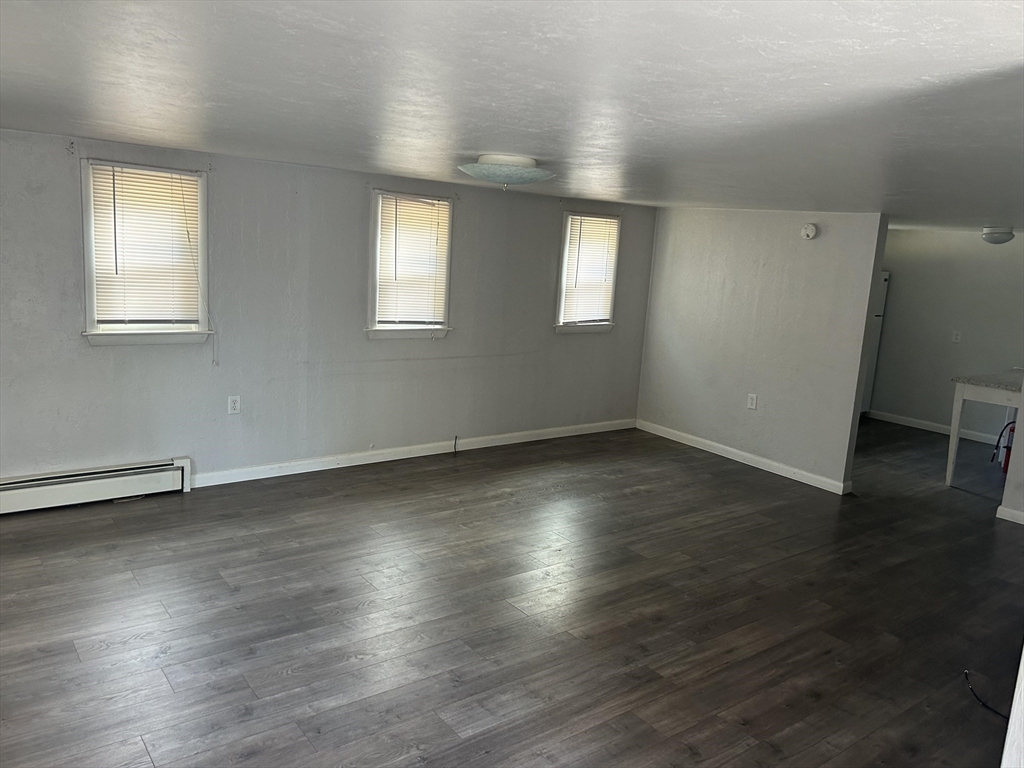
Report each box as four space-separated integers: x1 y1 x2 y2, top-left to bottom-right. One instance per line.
951 369 1024 392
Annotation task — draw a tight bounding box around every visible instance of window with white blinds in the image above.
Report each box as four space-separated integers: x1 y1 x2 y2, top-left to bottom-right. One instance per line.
83 161 207 331
373 191 451 327
558 213 620 325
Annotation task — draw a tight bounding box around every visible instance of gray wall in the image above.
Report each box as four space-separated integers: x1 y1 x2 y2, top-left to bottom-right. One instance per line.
0 129 655 482
638 207 884 490
870 228 1024 439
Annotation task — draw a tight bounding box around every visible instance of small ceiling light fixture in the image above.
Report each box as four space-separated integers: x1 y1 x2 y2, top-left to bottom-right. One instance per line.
981 226 1015 244
458 154 554 190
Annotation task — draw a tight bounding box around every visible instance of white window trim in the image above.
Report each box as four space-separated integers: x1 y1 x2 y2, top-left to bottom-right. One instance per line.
365 327 451 340
555 211 620 333
367 189 453 339
81 159 211 346
554 322 615 333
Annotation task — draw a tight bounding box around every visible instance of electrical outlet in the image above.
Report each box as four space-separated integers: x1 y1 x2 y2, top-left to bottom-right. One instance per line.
747 394 757 410
951 331 961 343
228 395 241 415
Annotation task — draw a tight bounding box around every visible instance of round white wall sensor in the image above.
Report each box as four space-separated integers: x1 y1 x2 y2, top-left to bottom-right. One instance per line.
800 224 819 240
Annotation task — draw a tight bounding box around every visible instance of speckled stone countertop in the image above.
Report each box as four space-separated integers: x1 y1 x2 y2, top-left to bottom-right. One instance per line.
951 369 1024 392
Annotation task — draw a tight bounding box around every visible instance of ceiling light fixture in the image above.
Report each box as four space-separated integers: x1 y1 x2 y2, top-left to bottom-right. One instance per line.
981 226 1015 244
458 154 554 189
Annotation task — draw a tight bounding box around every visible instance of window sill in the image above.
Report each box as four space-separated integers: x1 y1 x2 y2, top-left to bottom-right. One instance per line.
366 327 451 340
555 323 615 334
83 331 213 346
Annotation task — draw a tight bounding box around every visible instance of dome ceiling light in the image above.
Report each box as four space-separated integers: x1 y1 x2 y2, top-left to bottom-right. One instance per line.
981 226 1015 244
457 154 555 190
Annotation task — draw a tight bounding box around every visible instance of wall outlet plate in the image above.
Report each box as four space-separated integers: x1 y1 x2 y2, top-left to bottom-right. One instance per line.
228 396 241 414
747 394 757 410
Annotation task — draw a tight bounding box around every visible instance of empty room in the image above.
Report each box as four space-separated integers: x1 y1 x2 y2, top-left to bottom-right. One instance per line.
1 1 1023 767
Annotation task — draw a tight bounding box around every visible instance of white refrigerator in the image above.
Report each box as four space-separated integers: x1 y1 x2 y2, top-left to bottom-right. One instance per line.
861 271 890 413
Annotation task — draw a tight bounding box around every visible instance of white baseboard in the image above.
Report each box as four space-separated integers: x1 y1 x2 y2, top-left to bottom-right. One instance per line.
636 420 849 495
193 419 637 488
996 506 1024 525
455 419 636 452
193 441 454 488
866 410 999 445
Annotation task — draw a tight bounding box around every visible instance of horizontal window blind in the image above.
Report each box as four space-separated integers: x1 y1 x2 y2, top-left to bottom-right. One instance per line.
561 214 620 323
376 193 451 325
89 163 202 326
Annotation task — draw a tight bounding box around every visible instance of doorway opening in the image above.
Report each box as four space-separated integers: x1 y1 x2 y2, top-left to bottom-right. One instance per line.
852 225 1021 505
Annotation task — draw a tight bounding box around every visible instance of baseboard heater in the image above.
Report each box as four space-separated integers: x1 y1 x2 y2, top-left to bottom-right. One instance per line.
0 457 191 515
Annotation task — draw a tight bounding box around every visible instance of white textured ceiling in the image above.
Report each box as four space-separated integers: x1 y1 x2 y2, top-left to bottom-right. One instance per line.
1 0 1022 227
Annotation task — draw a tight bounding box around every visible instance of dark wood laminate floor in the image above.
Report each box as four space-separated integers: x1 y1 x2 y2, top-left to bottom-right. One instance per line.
1 420 1021 768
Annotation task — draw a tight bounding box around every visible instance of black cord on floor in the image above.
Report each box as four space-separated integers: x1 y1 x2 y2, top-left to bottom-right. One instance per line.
964 669 1009 721
991 420 1016 462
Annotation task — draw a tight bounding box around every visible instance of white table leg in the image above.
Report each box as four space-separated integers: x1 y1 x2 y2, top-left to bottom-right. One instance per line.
946 382 965 486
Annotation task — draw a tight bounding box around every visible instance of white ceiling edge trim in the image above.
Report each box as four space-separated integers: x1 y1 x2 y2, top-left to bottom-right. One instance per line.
0 126 631 207
2 126 1000 228
886 222 1020 232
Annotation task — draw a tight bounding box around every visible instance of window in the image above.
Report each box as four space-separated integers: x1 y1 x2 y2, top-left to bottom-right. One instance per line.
369 191 452 338
81 160 209 345
557 213 620 331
